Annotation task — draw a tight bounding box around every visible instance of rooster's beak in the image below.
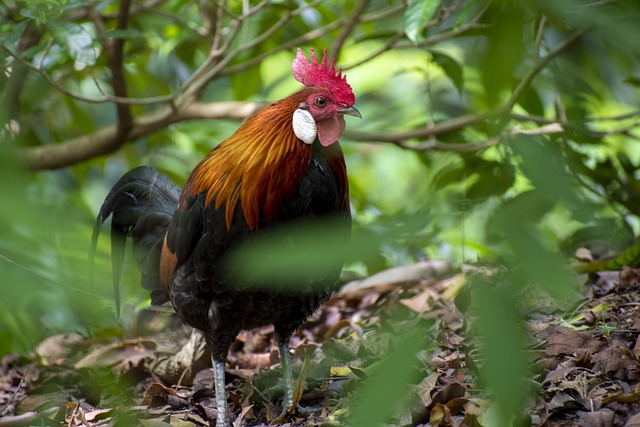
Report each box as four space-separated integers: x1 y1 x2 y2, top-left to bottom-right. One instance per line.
338 106 362 119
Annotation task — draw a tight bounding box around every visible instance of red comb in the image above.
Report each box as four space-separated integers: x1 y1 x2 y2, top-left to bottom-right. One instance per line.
292 48 355 106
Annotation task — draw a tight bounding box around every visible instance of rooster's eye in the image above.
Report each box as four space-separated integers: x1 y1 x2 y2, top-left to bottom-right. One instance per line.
314 97 327 107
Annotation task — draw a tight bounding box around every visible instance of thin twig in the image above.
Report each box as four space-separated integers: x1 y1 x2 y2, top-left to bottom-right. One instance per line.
510 113 556 124
220 17 344 76
330 0 370 60
0 364 30 417
237 0 327 54
242 0 271 20
589 110 640 122
1 23 42 126
344 20 486 70
63 0 166 22
347 111 489 143
178 17 243 103
342 30 404 70
180 0 274 103
360 3 404 22
1 46 174 105
504 28 588 113
534 15 547 60
148 2 209 37
0 254 101 298
385 136 503 152
87 2 107 34
211 0 240 21
36 38 53 70
210 0 227 54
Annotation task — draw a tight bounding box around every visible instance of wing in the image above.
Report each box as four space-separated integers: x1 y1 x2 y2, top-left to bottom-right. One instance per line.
159 182 247 327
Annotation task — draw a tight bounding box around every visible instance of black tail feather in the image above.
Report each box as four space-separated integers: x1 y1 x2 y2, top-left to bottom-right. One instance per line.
90 166 181 315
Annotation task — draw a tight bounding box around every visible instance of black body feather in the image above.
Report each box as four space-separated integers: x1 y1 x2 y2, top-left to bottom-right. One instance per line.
166 145 350 360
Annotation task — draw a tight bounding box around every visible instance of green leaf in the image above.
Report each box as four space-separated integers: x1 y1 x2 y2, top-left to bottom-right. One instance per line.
481 2 525 106
432 164 469 189
514 80 544 117
65 24 96 65
466 161 515 202
624 76 640 87
487 188 579 302
473 280 528 426
432 51 464 93
404 0 441 44
0 20 29 46
347 326 426 426
454 0 482 28
224 218 351 290
509 136 582 208
19 0 66 24
51 22 97 66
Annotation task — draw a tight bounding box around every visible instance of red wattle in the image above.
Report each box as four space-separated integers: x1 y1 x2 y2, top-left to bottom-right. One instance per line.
317 115 346 147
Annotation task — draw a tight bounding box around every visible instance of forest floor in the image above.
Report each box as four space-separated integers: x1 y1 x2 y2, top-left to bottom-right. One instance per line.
2 260 640 427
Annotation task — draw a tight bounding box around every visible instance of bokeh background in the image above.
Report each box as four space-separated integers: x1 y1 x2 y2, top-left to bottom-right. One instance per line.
1 0 639 423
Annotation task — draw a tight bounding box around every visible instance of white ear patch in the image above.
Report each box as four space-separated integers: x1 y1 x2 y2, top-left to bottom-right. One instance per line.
292 108 317 145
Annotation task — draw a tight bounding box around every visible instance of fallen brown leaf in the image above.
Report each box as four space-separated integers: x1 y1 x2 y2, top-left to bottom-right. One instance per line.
35 333 85 365
399 288 431 313
429 402 453 426
427 382 466 412
577 408 615 427
545 327 605 358
141 382 189 406
74 339 156 370
625 412 640 427
592 340 640 380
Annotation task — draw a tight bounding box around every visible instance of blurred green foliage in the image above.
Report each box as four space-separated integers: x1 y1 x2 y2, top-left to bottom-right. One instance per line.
1 0 640 424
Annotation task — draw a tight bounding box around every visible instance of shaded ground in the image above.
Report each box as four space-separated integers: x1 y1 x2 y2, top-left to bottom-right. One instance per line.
2 260 640 426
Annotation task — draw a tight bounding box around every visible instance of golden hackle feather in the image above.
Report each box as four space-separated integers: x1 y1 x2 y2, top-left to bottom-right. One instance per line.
184 89 318 230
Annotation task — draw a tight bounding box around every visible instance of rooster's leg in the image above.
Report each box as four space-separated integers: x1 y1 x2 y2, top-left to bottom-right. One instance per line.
205 333 232 427
276 333 294 410
212 355 229 427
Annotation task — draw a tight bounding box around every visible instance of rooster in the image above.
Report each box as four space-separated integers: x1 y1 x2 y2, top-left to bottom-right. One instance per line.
92 48 359 427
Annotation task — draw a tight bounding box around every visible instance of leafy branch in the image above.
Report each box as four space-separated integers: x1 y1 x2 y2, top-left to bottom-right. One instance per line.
3 1 411 169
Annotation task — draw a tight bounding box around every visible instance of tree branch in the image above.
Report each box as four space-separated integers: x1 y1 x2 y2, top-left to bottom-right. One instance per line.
106 0 133 138
21 101 265 170
346 29 588 149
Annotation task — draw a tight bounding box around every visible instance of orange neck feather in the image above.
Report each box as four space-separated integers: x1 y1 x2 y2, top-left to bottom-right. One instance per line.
184 89 318 230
